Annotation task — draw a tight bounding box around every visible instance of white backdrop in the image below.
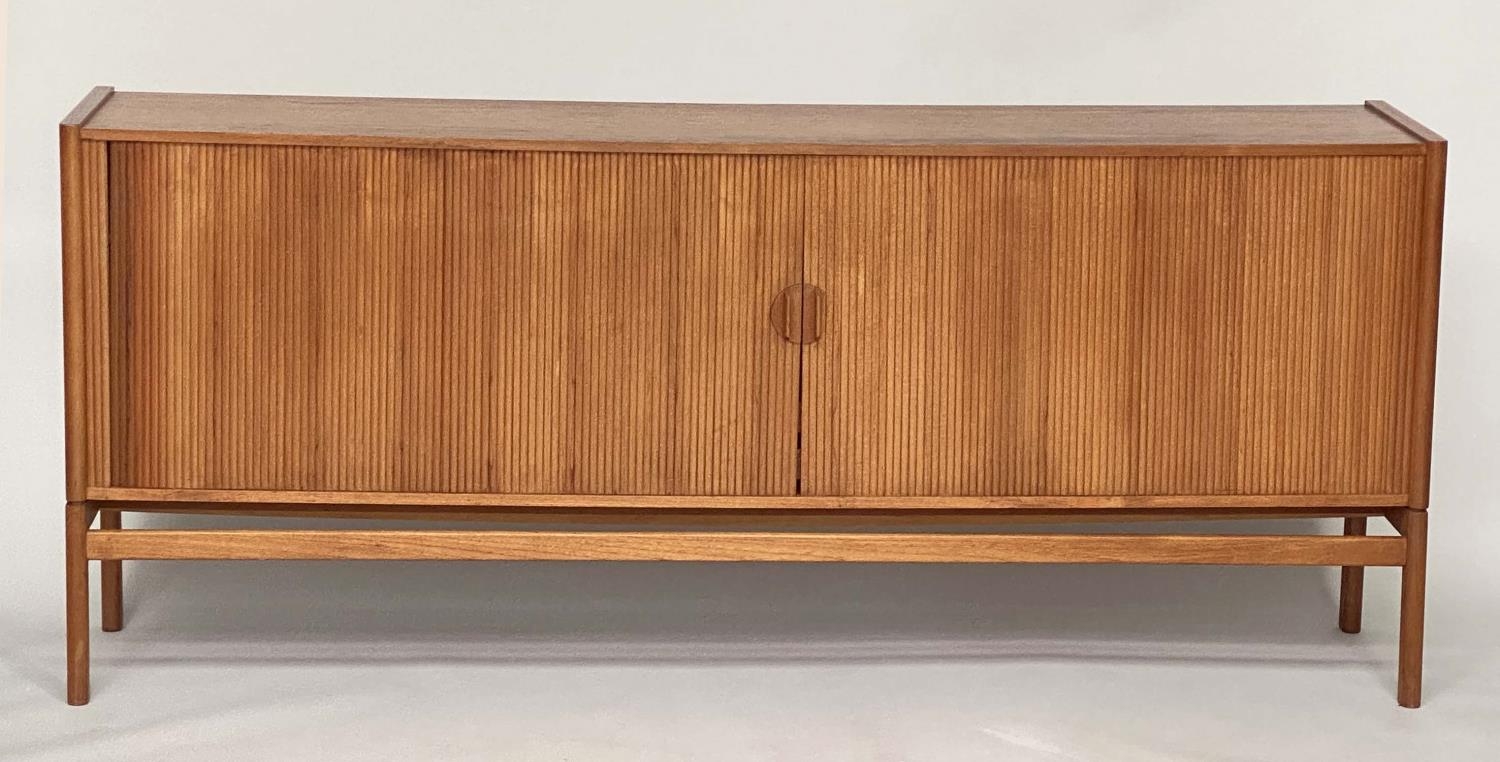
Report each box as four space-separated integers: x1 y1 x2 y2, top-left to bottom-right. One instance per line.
3 2 1498 759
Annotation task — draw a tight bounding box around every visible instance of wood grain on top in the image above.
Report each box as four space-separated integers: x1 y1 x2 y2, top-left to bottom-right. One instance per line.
78 90 1425 155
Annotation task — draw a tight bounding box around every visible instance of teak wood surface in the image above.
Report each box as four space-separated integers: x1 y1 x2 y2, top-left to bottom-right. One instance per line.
87 529 1406 566
80 92 1422 156
60 88 1445 707
801 154 1422 496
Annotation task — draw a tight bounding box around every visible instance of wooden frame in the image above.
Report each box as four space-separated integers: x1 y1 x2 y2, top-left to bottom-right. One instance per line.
64 505 1427 706
61 88 1445 708
84 519 1407 566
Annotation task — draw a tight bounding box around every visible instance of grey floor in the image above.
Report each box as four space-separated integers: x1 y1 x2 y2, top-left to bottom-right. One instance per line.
2 517 1498 760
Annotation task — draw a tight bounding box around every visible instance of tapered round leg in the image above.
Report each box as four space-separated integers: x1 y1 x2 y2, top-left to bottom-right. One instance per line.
1397 509 1428 709
1338 516 1367 633
65 502 91 706
100 510 124 632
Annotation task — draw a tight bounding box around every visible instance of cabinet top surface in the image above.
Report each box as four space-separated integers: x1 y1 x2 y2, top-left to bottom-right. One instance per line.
71 89 1433 156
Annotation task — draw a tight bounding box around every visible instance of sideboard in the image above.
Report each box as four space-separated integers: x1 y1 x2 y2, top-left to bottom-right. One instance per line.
60 88 1445 706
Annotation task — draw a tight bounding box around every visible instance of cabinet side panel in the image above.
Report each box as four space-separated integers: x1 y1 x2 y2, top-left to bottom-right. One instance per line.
802 155 1424 497
1407 143 1447 509
107 144 801 495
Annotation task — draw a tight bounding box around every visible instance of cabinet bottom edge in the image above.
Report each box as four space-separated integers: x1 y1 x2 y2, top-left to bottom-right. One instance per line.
83 487 1409 511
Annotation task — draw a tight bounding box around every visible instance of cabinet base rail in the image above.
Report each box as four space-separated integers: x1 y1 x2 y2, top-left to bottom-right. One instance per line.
63 504 1429 708
87 528 1406 565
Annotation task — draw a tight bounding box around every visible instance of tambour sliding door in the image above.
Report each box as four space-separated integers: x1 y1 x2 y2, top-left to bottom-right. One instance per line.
799 155 1425 498
104 144 1427 501
108 144 805 496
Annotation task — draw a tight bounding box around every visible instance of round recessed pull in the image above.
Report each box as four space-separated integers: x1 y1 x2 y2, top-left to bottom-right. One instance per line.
769 283 825 345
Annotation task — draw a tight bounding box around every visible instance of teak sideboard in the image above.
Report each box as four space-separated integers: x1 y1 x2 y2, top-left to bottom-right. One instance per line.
60 87 1446 706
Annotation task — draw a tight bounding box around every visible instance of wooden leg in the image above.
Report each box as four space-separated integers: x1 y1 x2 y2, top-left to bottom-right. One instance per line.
100 509 124 632
66 502 91 706
1338 516 1367 633
1398 508 1428 708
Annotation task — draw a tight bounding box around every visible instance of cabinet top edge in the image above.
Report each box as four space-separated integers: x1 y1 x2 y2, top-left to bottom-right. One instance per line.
72 89 1433 156
61 86 115 129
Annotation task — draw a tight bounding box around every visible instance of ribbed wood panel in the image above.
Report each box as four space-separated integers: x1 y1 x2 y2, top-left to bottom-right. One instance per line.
108 143 802 494
81 141 112 486
802 155 1424 497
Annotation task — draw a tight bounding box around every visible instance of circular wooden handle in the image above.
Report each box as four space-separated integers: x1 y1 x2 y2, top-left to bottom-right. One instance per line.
769 284 825 345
